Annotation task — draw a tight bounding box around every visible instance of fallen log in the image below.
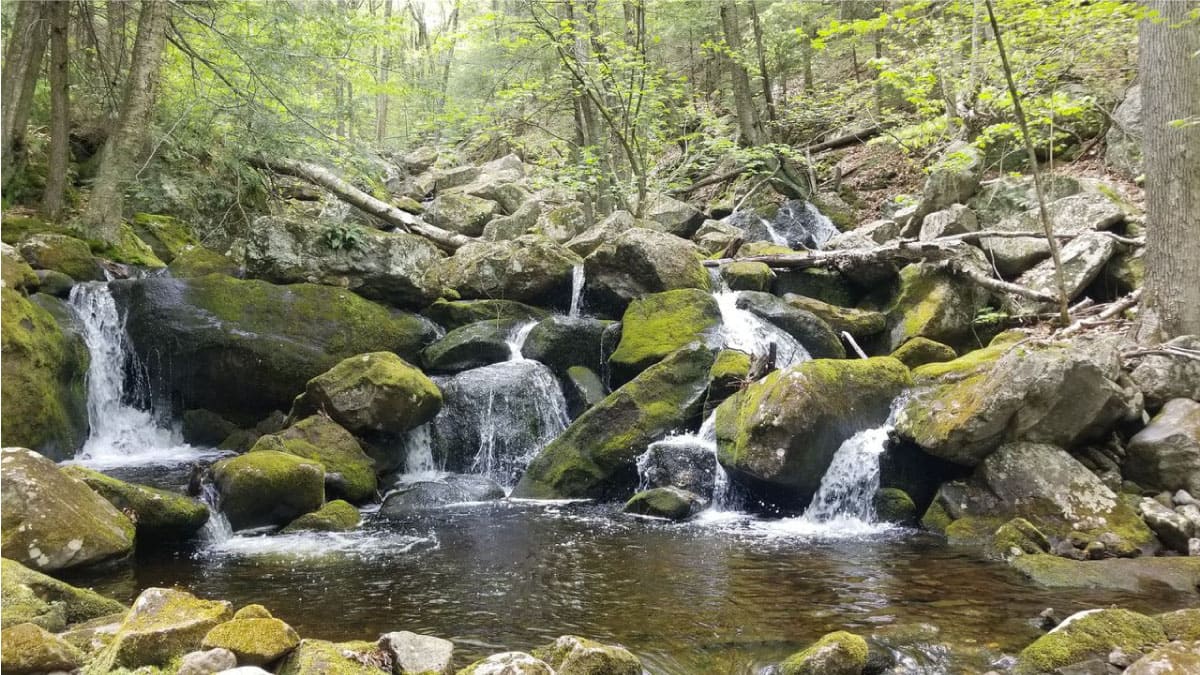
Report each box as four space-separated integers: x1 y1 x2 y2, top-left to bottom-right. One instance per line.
702 239 966 271
806 125 884 153
248 156 473 251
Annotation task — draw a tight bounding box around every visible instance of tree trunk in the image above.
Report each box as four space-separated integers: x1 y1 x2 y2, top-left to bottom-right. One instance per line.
1136 0 1200 341
748 0 776 128
720 0 760 145
2 1 50 181
83 0 169 243
375 0 393 146
43 0 72 220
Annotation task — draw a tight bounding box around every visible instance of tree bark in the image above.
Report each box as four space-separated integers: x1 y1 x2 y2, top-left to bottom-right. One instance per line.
249 156 473 251
720 0 761 145
83 0 169 243
748 0 776 128
2 1 50 182
375 0 393 146
1136 0 1200 341
43 0 72 220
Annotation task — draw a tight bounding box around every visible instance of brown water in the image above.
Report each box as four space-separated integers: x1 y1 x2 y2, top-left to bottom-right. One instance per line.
68 500 1196 674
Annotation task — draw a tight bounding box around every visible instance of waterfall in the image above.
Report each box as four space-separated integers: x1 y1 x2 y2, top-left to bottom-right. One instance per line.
67 282 202 466
506 320 538 361
635 411 741 511
402 423 440 476
198 479 233 544
800 425 891 524
568 264 586 317
713 290 809 369
760 216 788 247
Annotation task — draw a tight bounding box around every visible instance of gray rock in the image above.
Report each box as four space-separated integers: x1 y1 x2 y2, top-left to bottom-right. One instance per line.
1125 398 1200 497
919 204 978 241
422 319 521 373
623 487 705 520
582 228 710 316
483 200 541 241
537 203 591 242
562 365 607 419
692 219 743 255
979 194 1126 276
178 648 237 675
423 193 501 237
1175 490 1198 506
637 438 717 496
400 146 439 173
422 299 548 331
1129 336 1200 408
914 141 984 223
883 261 988 352
458 652 554 675
636 192 703 238
826 218 900 249
967 175 1083 227
533 635 642 675
1104 84 1142 179
379 475 505 517
1177 504 1200 532
1139 498 1194 553
437 235 583 309
378 631 454 675
33 269 74 298
433 165 480 191
567 210 635 257
734 291 846 359
522 316 611 375
1011 232 1119 314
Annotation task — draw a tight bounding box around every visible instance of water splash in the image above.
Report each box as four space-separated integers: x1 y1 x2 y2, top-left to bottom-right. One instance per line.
197 480 232 544
713 290 809 369
568 263 586 317
800 425 892 524
506 321 538 361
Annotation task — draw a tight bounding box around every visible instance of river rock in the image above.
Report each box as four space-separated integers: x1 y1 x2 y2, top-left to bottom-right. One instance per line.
113 275 435 420
18 233 103 281
86 587 233 673
715 358 912 508
779 631 869 675
567 210 636 257
2 242 40 291
563 365 608 418
378 631 454 675
883 262 987 352
34 269 73 297
692 219 742 255
1105 84 1142 179
1125 398 1200 497
1011 232 1119 314
522 316 612 375
0 557 126 631
300 352 441 434
609 289 721 383
438 235 583 309
720 261 774 292
623 487 705 521
483 200 541 240
245 216 443 308
202 617 300 666
705 349 751 415
1138 498 1194 554
895 338 1130 466
179 647 238 675
537 203 591 242
251 415 377 503
60 466 209 540
979 194 1126 276
0 448 135 572
912 141 984 226
212 451 325 530
422 299 548 331
1125 640 1200 675
1016 609 1165 675
379 475 506 518
401 146 439 173
0 288 88 459
583 228 710 317
1 622 84 674
281 500 361 533
514 345 714 499
873 488 918 525
424 193 501 237
277 639 388 675
169 245 242 278
459 651 554 675
1159 609 1200 641
533 635 642 675
891 337 956 369
1128 336 1200 409
783 294 886 337
919 204 978 241
734 291 846 359
638 438 717 496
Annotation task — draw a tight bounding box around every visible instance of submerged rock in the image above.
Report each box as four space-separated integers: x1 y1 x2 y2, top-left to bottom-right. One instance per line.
1 448 135 572
86 587 233 673
60 466 209 540
202 616 300 667
251 415 377 503
212 451 325 530
281 500 361 533
0 557 127 632
300 352 442 434
1125 398 1200 496
437 235 582 309
532 635 642 675
583 228 710 317
779 630 869 675
609 289 721 383
378 475 505 518
1015 609 1164 675
623 487 704 521
1 622 84 674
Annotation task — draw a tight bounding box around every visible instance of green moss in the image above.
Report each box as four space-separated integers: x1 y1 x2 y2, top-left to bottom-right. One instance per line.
1 558 127 631
1016 609 1165 674
738 241 796 257
87 224 166 268
945 516 1005 545
891 337 957 369
421 298 549 330
2 249 39 291
18 233 101 280
1010 555 1200 593
167 246 239 278
910 340 1013 381
1 215 57 244
920 500 953 534
233 604 274 621
281 500 361 533
784 295 885 336
276 639 387 675
303 352 441 435
201 618 300 666
709 349 751 384
1157 609 1200 641
59 467 209 539
532 635 642 674
609 289 719 380
85 588 232 673
780 631 868 675
130 214 198 263
212 450 326 530
623 487 701 520
872 488 917 525
989 518 1050 559
721 261 774 292
1 622 84 672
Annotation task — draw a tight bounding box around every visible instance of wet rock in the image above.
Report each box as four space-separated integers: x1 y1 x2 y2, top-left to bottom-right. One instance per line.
913 141 984 224
300 352 441 434
438 235 583 309
18 233 103 281
245 216 444 308
251 415 377 503
774 267 859 307
1 622 83 674
715 358 912 508
1138 498 1194 553
1104 84 1142 179
1125 398 1200 496
202 617 300 666
919 204 978 241
182 409 240 447
277 639 389 675
979 194 1125 276
179 647 238 675
113 275 435 419
34 269 73 297
379 631 454 674
583 228 710 317
891 337 956 369
168 245 242 278
564 366 607 419
379 475 505 518
523 316 612 375
883 262 987 352
86 587 233 672
705 349 751 415
212 451 325 530
779 630 869 675
281 500 361 533
609 289 721 383
872 488 917 525
1128 336 1200 409
424 193 501 237
720 261 774 292
623 487 705 521
422 319 521 373
533 634 642 675
1015 609 1164 675
783 294 886 337
60 466 209 540
1011 232 1119 314
735 291 846 359
0 557 126 632
514 345 714 499
458 651 554 675
771 199 842 249
638 438 717 496
130 213 199 263
0 448 135 572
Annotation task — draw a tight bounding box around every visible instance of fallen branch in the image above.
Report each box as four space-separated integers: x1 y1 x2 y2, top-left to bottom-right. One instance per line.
248 156 473 251
930 229 1144 247
703 239 967 271
1059 289 1142 337
806 125 884 153
1122 346 1200 363
667 166 747 196
942 260 1058 303
842 331 869 359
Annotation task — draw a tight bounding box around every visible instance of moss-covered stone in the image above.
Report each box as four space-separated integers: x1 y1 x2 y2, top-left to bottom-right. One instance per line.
60 467 209 540
1158 609 1200 641
423 193 500 236
1015 609 1165 674
1 449 135 572
780 631 869 675
18 233 103 280
522 316 613 376
1009 555 1200 593
422 318 522 373
773 268 857 307
212 450 325 530
735 291 846 359
783 294 886 337
705 349 751 414
2 244 39 291
532 635 642 675
721 261 775 292
884 263 986 352
89 223 167 268
0 288 89 459
201 617 300 666
301 352 441 435
891 337 956 369
85 587 233 673
1 622 84 673
1125 641 1200 675
989 518 1050 559
252 416 376 503
130 214 199 263
623 487 705 521
281 500 361 533
277 639 388 675
421 298 549 330
609 289 720 383
34 269 73 297
872 488 917 525
167 246 240 278
514 345 715 499
1 215 56 245
1 558 127 632
233 604 274 621
437 234 583 308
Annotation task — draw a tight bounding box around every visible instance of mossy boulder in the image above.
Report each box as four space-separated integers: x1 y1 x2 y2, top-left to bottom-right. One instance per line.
2 243 39 291
422 318 521 373
212 450 325 530
1 557 127 632
457 652 554 675
563 365 607 419
90 223 167 268
1 622 84 674
0 288 88 459
522 316 613 375
0 448 135 572
18 233 103 280
1125 641 1200 675
167 246 240 278
609 289 720 383
884 262 986 352
131 213 199 263
989 517 1051 559
735 291 846 359
721 261 774 292
1015 609 1165 675
872 488 917 525
715 358 912 509
421 298 548 330
536 202 591 242
891 337 956 369
60 466 209 540
111 274 436 419
1009 555 1200 593
705 349 751 414
181 409 239 447
86 588 232 673
437 235 583 309
277 639 388 675
532 635 642 675
1158 609 1200 641
300 352 441 434
583 228 710 317
913 140 984 223
282 500 361 533
779 631 869 675
252 415 376 503
514 345 715 499
201 617 300 666
34 269 73 297
783 294 886 337
424 193 500 237
623 487 704 521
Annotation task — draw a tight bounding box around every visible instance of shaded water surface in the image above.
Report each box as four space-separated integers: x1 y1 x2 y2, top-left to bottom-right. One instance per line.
70 502 1195 674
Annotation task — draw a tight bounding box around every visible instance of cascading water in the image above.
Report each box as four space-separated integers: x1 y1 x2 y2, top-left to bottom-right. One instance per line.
712 290 809 369
197 480 233 544
800 425 892 525
402 423 440 476
568 264 586 317
505 320 538 361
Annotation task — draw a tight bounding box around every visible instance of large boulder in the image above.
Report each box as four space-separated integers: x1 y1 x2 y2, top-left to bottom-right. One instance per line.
979 194 1125 276
1 622 84 674
567 210 636 257
1 448 135 572
609 289 720 383
1 557 127 632
86 588 233 673
783 294 886 338
250 415 377 503
913 141 984 225
1011 232 1119 314
130 213 199 263
422 298 548 331
423 193 501 236
532 635 642 675
583 228 710 317
378 474 505 518
483 200 541 240
168 245 242 279
60 467 209 540
201 616 300 667
537 203 591 242
212 451 325 530
1125 641 1200 675
522 316 612 375
277 639 387 675
967 174 1083 228
734 291 846 359
0 288 88 459
883 262 987 352
1015 609 1165 675
635 192 703 238
1105 84 1142 179
2 243 40 291
1125 399 1200 496
779 631 869 675
18 233 103 281
112 275 435 420
895 338 1132 466
437 235 583 308
299 352 441 434
422 319 521 373
1128 335 1200 409
714 358 912 508
378 631 455 675
244 216 443 308
514 345 714 499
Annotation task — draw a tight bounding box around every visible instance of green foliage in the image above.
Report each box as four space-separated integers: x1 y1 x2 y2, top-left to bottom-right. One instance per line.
321 222 366 252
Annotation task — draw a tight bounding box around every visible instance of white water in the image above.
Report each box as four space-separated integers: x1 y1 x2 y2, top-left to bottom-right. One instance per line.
713 289 810 369
800 201 838 249
402 423 442 477
67 283 212 467
568 263 585 317
760 216 789 247
198 481 233 544
801 425 892 524
506 320 538 361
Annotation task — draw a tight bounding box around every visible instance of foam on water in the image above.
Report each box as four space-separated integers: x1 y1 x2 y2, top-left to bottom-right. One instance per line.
202 529 435 560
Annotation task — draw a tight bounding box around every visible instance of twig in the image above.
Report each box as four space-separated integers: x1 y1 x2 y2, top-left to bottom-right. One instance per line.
842 331 869 359
1059 289 1141 337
